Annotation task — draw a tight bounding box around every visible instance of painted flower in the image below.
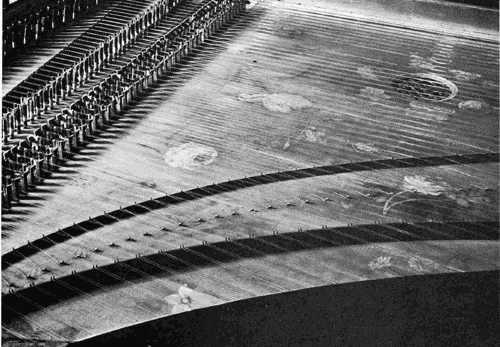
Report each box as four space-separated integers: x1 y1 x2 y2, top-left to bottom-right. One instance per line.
402 175 444 196
368 256 392 270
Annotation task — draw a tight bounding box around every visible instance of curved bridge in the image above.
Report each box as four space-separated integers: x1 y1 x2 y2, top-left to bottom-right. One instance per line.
2 0 498 345
2 151 498 269
3 220 498 320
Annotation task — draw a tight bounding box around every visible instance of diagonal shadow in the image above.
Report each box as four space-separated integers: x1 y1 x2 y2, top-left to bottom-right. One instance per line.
2 151 498 269
1 7 266 225
2 220 498 321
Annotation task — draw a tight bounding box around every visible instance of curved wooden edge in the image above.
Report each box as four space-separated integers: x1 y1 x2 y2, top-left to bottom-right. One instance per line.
69 270 500 346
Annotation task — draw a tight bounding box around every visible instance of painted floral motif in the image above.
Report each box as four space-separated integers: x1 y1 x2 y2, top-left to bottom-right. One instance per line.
458 100 485 111
164 143 218 169
238 93 312 113
369 256 392 270
356 66 378 80
402 175 445 196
